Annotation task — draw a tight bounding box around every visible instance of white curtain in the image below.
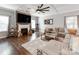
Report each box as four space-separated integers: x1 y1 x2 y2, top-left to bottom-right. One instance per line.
0 15 9 32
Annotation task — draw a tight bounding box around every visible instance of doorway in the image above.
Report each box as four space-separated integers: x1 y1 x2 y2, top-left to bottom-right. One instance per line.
31 20 36 33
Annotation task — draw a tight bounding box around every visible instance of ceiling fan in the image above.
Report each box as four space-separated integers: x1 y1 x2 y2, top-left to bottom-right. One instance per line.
36 4 50 13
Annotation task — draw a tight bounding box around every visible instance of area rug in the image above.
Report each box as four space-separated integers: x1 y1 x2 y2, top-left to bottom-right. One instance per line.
22 37 71 55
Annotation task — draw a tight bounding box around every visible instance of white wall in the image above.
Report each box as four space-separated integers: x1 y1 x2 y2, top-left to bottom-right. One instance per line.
0 7 16 38
36 10 79 34
44 15 64 28
44 10 79 29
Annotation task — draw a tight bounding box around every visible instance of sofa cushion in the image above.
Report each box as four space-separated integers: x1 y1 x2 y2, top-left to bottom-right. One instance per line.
58 28 64 32
57 33 65 38
55 33 65 42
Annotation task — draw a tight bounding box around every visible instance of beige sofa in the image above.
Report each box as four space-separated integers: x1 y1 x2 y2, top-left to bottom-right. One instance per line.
45 27 65 34
44 28 65 41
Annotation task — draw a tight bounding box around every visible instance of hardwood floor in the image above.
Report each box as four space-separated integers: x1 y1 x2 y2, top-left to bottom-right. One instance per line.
0 32 40 55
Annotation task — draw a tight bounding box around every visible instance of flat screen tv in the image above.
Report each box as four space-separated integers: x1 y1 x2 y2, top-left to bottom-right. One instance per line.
17 13 31 23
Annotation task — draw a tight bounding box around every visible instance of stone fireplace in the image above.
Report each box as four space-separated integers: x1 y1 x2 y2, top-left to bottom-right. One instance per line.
18 23 30 37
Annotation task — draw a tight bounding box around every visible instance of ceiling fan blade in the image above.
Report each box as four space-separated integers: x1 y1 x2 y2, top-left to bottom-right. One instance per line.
41 11 45 13
38 4 43 8
39 4 43 8
42 7 50 9
41 9 49 11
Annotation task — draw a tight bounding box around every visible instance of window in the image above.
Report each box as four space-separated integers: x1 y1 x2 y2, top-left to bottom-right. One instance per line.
66 16 78 29
0 15 9 32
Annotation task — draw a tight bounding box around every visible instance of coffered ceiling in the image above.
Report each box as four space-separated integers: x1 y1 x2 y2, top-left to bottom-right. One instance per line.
0 4 79 16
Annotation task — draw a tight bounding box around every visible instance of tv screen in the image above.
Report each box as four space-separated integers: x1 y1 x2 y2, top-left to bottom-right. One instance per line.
17 13 31 23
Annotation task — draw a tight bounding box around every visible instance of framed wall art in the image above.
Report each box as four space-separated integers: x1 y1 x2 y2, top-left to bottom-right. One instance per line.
44 19 53 25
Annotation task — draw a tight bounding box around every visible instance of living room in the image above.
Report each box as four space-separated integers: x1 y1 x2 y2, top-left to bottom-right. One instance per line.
0 4 79 55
